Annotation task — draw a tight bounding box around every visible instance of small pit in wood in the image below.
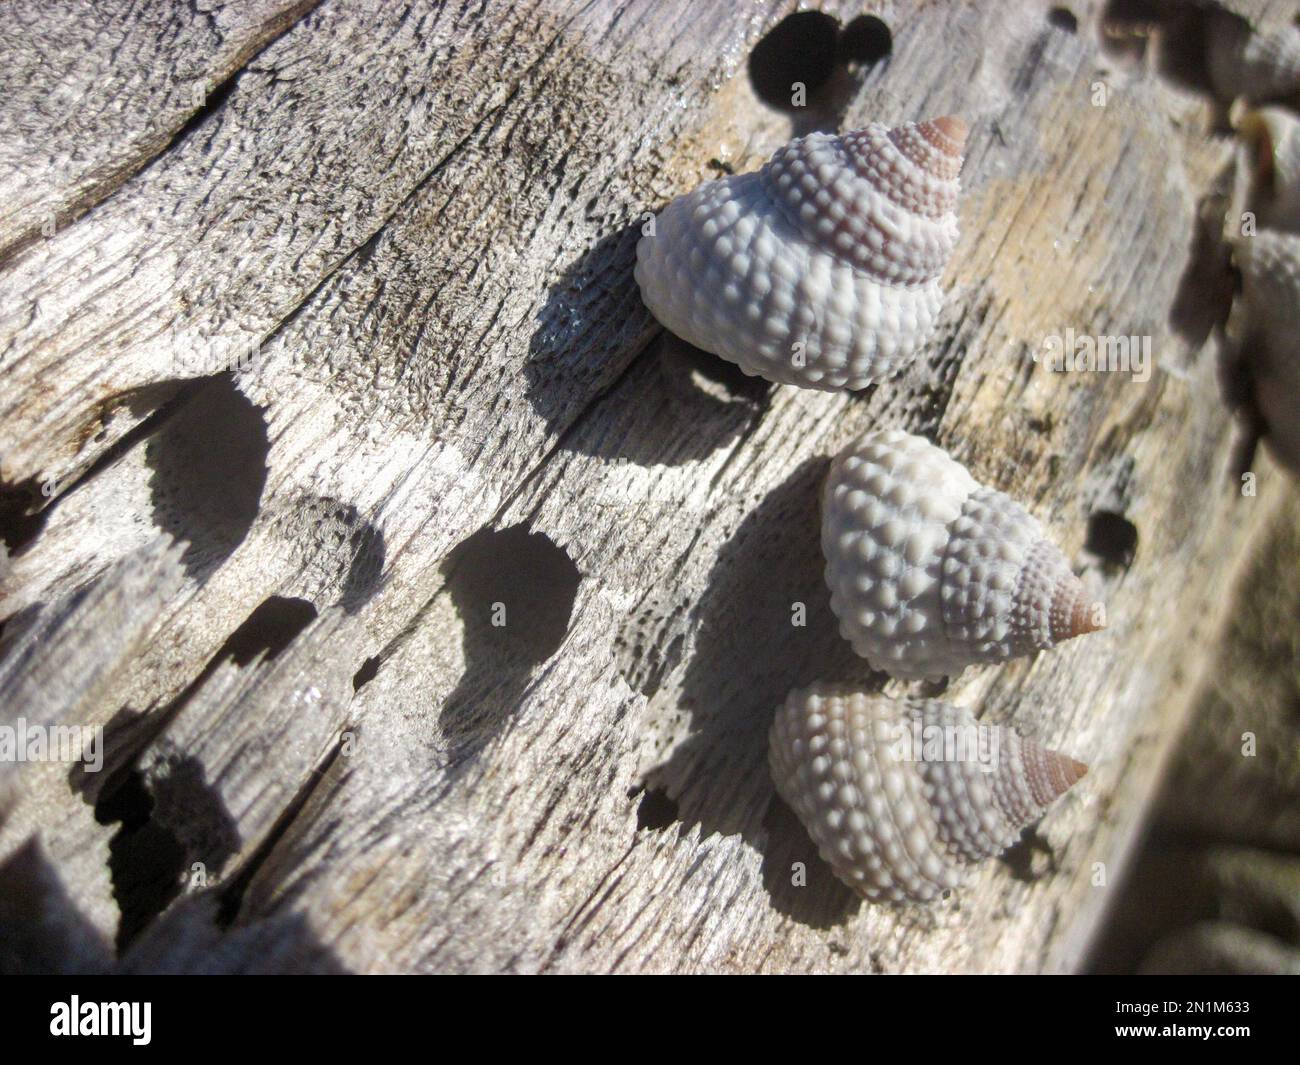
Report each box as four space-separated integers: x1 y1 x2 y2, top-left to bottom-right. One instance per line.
88 595 317 949
148 595 319 748
1098 0 1216 96
1085 510 1139 571
0 477 48 556
1048 7 1079 35
273 497 386 614
444 525 580 667
1098 0 1163 62
352 654 381 692
1001 826 1058 884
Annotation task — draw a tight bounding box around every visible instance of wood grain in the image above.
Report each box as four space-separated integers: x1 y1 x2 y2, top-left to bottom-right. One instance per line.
0 0 1292 973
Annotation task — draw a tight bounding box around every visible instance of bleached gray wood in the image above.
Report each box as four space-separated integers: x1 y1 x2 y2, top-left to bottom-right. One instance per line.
0 0 319 265
0 0 1293 973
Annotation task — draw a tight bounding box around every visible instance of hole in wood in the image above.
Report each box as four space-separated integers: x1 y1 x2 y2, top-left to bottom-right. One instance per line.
69 597 318 795
1045 6 1076 33
748 11 841 112
84 595 317 951
0 477 48 556
146 372 269 582
1047 7 1079 35
0 378 201 563
1001 826 1058 884
1085 510 1139 570
352 654 381 692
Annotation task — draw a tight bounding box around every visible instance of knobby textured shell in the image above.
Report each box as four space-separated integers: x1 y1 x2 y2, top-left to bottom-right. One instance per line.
1231 229 1300 473
1232 105 1300 233
1207 12 1300 106
769 684 1087 901
822 430 1104 679
634 116 967 391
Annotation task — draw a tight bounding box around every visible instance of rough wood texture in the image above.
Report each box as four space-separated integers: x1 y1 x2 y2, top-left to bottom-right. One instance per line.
0 0 1293 973
0 0 319 266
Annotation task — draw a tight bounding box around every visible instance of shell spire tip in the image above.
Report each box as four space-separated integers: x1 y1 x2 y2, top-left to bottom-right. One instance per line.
1050 573 1106 642
932 114 968 144
1021 739 1089 807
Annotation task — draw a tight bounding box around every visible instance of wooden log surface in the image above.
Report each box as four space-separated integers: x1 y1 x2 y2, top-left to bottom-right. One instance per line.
0 0 1295 973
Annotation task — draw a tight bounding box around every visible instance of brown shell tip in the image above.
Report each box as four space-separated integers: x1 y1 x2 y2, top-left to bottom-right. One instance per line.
1023 740 1089 806
930 114 969 153
1050 574 1106 642
1054 752 1089 788
1234 109 1277 186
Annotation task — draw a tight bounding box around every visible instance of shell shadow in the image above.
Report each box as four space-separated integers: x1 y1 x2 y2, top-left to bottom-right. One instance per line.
0 839 113 973
524 223 771 467
435 524 581 759
145 372 268 583
267 496 387 615
1168 187 1236 357
523 221 655 438
748 10 893 136
642 457 885 927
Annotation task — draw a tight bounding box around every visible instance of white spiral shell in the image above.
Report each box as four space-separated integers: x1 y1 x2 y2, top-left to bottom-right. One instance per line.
634 116 967 391
1231 229 1300 474
1207 12 1300 107
769 684 1087 902
822 430 1104 680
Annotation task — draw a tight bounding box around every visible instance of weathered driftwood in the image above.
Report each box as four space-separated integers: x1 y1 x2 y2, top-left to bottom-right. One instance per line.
1087 492 1300 975
0 0 1293 973
0 0 317 267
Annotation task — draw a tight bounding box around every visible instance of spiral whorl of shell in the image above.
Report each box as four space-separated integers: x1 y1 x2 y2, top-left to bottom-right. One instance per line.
634 117 967 392
822 430 1104 680
1232 229 1300 473
769 684 1087 901
1207 12 1300 107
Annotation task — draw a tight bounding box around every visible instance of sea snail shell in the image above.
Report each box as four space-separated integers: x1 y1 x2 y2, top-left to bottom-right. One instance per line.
1232 105 1300 233
822 430 1105 680
634 116 968 392
1206 11 1300 107
769 684 1087 901
1230 228 1300 474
